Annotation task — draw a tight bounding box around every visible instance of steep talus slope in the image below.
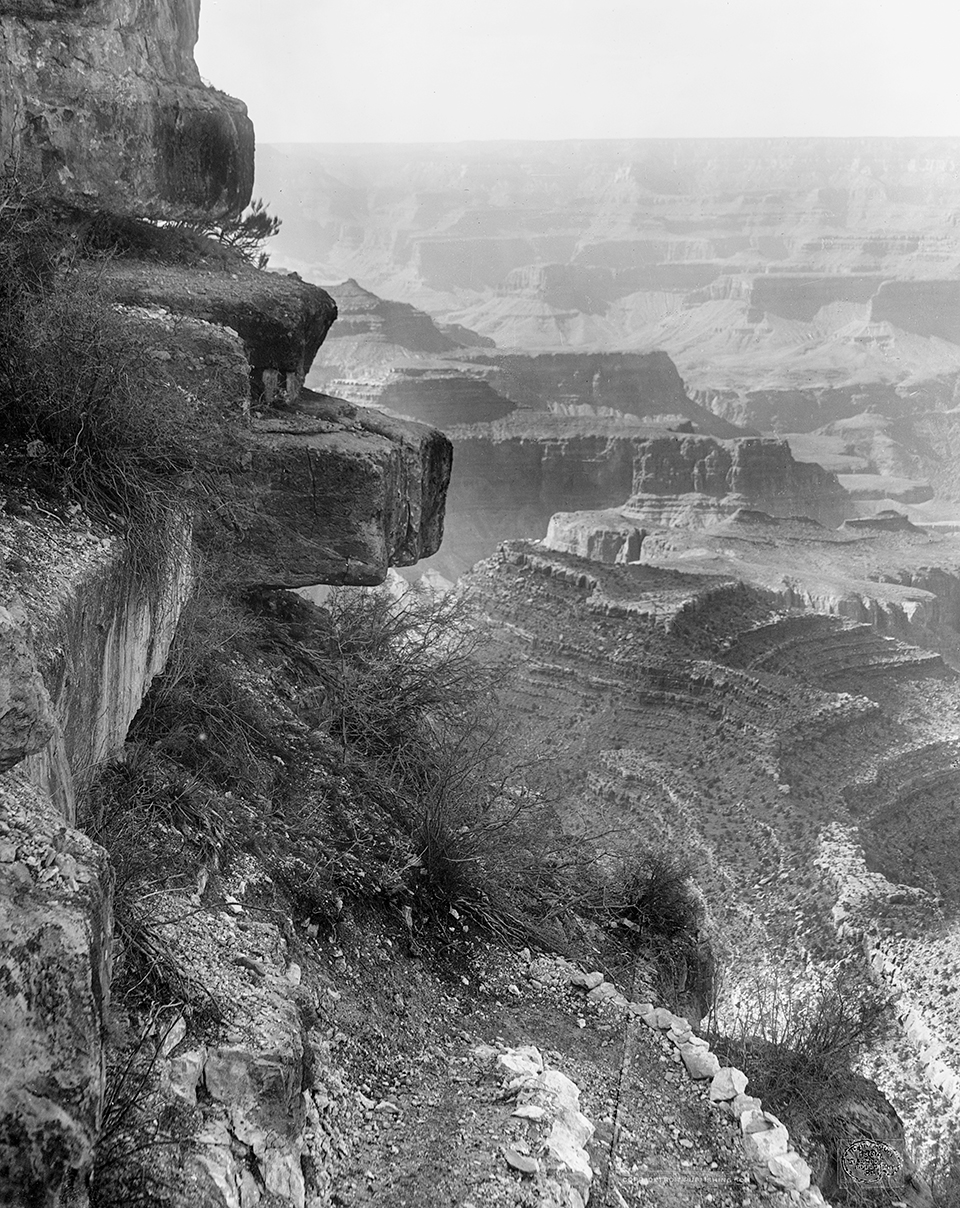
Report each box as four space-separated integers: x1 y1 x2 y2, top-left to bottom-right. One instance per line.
462 538 960 1167
0 0 253 217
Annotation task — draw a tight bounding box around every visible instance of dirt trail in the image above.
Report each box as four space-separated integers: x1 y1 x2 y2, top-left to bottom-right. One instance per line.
320 939 787 1208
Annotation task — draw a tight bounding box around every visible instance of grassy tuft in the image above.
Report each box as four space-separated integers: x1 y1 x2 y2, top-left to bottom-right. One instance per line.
0 189 245 581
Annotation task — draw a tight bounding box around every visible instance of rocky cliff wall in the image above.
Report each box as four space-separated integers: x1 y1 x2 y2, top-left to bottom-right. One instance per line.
1 513 190 820
0 0 254 218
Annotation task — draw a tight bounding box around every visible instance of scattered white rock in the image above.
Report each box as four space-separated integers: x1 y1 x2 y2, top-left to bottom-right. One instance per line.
503 1146 539 1175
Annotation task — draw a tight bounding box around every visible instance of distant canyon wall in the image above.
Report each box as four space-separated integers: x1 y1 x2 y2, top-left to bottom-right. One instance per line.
420 430 848 580
257 138 960 428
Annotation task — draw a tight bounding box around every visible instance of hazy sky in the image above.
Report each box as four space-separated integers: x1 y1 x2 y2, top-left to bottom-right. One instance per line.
196 0 959 144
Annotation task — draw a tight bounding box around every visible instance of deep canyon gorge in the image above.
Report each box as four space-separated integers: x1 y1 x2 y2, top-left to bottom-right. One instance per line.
3 5 960 1207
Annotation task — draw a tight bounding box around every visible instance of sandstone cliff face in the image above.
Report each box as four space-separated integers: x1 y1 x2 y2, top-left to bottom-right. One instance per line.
0 513 188 1206
1 512 190 820
0 0 254 218
626 435 849 527
472 351 744 438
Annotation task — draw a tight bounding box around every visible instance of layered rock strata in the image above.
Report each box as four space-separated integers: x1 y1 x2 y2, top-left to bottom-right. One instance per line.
0 0 254 218
419 428 849 581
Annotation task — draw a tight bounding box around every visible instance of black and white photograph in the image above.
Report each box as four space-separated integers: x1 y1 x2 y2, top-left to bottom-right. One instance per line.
1 2 959 1205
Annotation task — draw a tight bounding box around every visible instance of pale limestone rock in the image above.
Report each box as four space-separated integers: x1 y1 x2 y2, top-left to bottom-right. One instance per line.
667 1020 693 1044
680 1045 721 1079
586 981 618 1003
741 1110 790 1164
498 1046 544 1079
539 1068 594 1196
767 1150 813 1192
709 1067 750 1101
571 969 604 990
730 1093 763 1117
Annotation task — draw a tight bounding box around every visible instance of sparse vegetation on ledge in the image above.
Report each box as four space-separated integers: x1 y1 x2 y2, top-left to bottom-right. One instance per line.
0 190 248 580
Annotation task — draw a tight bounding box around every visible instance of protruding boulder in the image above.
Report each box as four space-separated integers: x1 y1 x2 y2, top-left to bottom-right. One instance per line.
0 0 254 219
240 398 452 588
709 1067 749 1102
102 261 338 402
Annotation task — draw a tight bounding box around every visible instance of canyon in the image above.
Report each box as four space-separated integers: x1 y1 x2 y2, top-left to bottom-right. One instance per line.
3 6 960 1207
460 524 960 1175
258 137 960 439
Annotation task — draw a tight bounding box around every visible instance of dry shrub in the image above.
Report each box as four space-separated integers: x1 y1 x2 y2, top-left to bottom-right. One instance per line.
710 961 892 1158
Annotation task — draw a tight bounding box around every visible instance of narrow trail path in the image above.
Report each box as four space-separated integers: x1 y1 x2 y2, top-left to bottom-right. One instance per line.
322 942 793 1208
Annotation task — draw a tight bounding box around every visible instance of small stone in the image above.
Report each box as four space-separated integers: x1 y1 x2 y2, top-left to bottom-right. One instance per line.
503 1147 539 1175
286 962 302 985
232 955 266 977
0 842 17 863
571 970 604 991
512 1104 545 1120
375 1100 400 1114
